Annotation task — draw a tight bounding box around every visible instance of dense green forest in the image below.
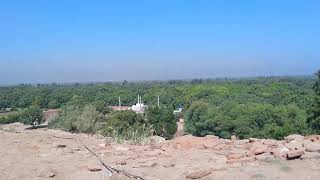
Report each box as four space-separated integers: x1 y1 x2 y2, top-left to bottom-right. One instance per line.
0 75 319 140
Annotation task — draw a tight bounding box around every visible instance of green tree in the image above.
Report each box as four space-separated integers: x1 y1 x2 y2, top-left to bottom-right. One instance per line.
308 70 320 133
184 101 209 136
146 106 177 139
94 100 112 115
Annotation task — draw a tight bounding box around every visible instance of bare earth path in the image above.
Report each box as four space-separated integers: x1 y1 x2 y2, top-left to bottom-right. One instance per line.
1 123 320 180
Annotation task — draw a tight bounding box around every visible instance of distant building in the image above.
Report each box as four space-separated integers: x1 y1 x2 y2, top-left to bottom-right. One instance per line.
131 94 148 113
110 94 148 113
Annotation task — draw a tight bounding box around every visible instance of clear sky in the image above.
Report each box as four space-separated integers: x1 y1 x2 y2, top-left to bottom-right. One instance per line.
1 0 320 84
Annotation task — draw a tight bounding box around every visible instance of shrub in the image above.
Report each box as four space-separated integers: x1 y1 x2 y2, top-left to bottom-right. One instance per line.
49 105 103 133
101 110 153 143
0 112 21 124
20 105 44 127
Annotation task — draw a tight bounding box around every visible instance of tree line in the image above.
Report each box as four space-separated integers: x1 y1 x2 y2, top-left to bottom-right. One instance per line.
1 74 319 140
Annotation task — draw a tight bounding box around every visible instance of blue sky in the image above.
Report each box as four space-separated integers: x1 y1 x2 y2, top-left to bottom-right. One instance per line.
1 0 320 84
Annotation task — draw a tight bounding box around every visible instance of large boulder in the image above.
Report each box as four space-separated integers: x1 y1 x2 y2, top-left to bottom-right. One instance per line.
305 135 320 142
231 135 238 141
303 141 320 152
249 142 269 156
261 139 279 148
287 150 305 160
285 134 304 143
150 136 166 144
270 145 289 159
204 135 220 140
285 141 304 151
234 139 249 145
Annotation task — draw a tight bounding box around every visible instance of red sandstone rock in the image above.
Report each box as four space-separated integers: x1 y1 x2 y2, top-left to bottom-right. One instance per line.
285 141 304 151
186 170 212 179
305 135 320 142
304 141 320 152
249 143 268 155
227 153 246 160
287 150 305 159
285 134 304 143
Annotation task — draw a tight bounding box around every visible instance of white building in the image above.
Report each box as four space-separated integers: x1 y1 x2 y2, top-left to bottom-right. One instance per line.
131 94 147 113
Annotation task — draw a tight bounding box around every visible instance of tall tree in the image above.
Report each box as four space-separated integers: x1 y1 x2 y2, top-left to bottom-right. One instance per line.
146 106 177 139
308 70 320 133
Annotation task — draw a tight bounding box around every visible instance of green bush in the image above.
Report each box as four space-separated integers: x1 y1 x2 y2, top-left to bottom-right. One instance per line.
49 105 103 133
101 110 152 143
0 112 21 124
20 106 44 127
0 106 44 127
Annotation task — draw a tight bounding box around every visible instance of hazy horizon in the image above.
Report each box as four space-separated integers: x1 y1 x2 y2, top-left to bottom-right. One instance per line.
1 0 320 85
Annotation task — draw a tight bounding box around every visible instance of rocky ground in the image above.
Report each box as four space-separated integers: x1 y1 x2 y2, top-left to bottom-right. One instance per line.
1 123 320 180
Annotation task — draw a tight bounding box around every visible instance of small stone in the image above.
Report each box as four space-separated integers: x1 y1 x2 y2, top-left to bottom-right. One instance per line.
186 170 212 179
98 143 106 148
249 138 260 143
116 159 127 166
163 161 176 168
37 168 56 178
139 162 157 168
55 144 66 148
88 166 102 172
